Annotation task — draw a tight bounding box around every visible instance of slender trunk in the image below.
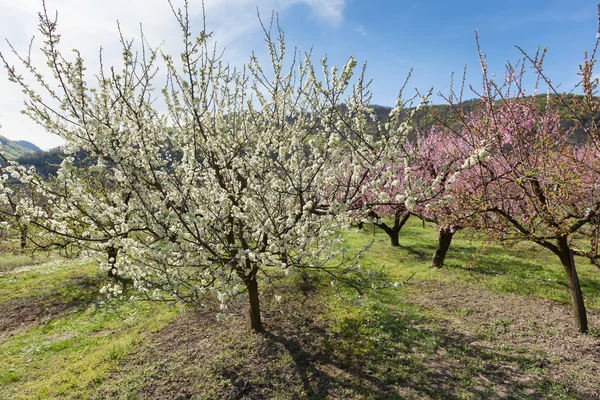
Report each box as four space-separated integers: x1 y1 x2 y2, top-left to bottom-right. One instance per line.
377 223 400 247
432 228 454 268
394 211 411 233
356 221 364 230
389 229 400 247
245 276 263 333
556 237 588 334
20 225 27 251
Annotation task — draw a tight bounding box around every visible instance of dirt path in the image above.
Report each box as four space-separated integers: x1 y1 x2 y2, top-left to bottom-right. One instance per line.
0 296 74 338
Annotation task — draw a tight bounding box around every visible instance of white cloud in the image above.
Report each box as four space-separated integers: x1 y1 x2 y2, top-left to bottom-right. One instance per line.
355 24 367 36
0 0 346 149
300 0 345 26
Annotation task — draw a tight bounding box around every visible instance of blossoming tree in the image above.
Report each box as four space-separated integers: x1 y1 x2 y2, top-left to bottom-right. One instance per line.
332 157 411 247
325 88 430 247
404 126 468 268
0 2 384 332
440 40 600 333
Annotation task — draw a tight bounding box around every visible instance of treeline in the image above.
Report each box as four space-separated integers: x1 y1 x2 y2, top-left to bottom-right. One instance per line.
16 95 595 179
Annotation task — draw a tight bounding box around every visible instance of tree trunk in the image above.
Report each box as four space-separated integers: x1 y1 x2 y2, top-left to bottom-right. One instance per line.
377 211 410 247
376 223 400 247
394 211 411 234
390 232 399 246
432 228 454 268
245 276 263 333
556 237 588 334
20 225 27 251
356 221 364 230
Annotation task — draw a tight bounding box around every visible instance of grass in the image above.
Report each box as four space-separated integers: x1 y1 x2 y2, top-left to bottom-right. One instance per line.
1 300 176 399
0 256 178 400
0 251 47 275
1 218 599 399
0 257 99 303
345 220 600 309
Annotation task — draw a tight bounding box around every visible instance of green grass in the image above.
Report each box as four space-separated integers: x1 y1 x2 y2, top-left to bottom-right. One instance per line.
0 218 598 399
0 299 177 399
0 257 99 303
0 255 178 400
0 251 47 274
344 219 600 311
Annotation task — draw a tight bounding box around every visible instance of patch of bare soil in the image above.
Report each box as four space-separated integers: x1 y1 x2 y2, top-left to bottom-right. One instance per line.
95 292 328 400
0 296 74 338
0 274 105 339
405 280 600 399
93 271 600 399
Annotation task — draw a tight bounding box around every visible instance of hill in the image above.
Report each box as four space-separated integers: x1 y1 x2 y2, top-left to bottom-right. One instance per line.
13 95 596 176
15 147 65 177
0 135 40 160
14 140 42 153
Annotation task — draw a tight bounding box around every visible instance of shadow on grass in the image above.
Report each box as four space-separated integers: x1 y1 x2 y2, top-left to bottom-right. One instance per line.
94 281 586 400
263 328 331 399
0 273 107 336
439 245 600 307
396 243 432 262
259 290 577 400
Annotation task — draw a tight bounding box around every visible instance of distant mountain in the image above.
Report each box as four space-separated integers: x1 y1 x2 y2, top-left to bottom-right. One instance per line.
15 140 42 153
380 94 595 145
0 135 39 160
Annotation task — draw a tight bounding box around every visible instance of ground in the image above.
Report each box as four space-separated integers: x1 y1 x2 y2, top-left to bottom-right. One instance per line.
1 219 599 399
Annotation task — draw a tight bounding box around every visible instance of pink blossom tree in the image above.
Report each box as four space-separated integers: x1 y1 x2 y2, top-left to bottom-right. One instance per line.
323 83 429 247
405 126 468 268
325 144 411 247
356 163 411 247
439 37 600 333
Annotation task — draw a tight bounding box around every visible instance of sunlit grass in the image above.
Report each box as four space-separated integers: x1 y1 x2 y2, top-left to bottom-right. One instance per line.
0 258 98 303
0 218 598 399
0 255 179 399
0 299 177 399
342 218 600 311
0 251 48 275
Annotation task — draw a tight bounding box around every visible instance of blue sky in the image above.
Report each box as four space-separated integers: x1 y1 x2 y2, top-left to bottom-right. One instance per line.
268 0 599 105
0 0 598 148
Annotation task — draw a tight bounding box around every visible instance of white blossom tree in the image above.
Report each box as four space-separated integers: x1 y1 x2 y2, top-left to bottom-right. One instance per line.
0 1 394 332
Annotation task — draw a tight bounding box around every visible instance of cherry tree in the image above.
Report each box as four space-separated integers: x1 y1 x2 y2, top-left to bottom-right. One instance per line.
440 40 600 333
0 167 28 250
365 177 412 247
325 85 430 247
405 126 468 268
0 2 382 332
336 159 411 247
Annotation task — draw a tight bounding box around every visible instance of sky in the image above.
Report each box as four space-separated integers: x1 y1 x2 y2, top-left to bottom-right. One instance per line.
0 0 598 150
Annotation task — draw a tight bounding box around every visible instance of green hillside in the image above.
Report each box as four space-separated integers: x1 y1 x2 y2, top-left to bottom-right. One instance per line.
14 140 42 153
0 136 39 160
